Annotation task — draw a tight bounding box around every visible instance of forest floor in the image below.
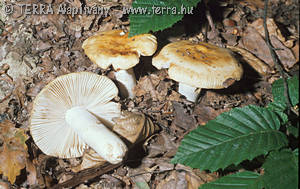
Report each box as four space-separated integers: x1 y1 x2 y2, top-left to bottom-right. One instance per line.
0 0 299 188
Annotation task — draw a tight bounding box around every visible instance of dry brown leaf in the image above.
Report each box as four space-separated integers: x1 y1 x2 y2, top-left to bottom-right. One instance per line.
26 159 38 186
186 171 204 189
270 36 297 70
71 148 106 173
134 74 161 100
156 170 187 189
250 18 286 43
241 26 274 68
193 104 225 125
291 41 299 62
0 181 10 189
242 21 297 71
227 45 273 75
237 0 265 10
0 120 29 183
172 102 197 130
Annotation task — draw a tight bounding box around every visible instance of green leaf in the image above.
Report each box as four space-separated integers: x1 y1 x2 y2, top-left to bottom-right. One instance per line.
267 101 288 124
262 149 298 189
199 171 264 189
287 122 299 138
272 76 299 107
293 148 298 157
267 101 289 125
129 0 201 36
171 105 288 171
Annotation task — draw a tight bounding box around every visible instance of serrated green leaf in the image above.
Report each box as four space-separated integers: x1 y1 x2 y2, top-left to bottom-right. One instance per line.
267 101 288 124
171 105 288 171
199 171 264 189
272 76 299 107
293 148 298 157
129 0 201 36
267 101 287 112
287 122 299 138
262 149 298 189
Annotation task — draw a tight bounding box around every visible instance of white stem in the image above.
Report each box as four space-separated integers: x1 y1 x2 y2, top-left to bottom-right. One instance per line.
178 83 201 102
65 106 127 164
114 68 136 98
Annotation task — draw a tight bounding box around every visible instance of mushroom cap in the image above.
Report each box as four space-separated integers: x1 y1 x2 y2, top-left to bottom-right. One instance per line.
30 72 121 158
82 30 157 71
152 40 243 89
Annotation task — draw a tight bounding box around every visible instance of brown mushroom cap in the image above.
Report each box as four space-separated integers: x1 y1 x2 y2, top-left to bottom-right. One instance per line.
152 40 243 89
82 30 157 71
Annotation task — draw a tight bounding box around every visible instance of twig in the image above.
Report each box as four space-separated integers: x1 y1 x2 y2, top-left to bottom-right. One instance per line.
50 162 122 189
263 0 292 113
129 168 188 177
204 0 223 46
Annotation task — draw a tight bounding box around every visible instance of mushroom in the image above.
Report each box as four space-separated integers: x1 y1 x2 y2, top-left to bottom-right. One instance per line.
112 111 159 144
30 72 127 164
82 30 157 98
152 40 243 102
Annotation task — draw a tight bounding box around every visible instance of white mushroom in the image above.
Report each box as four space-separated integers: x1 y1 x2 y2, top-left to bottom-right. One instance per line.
152 40 243 102
82 30 157 98
30 72 127 164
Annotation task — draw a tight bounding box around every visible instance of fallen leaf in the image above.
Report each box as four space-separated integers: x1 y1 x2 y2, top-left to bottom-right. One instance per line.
237 0 265 11
241 23 297 71
134 74 160 100
156 170 187 189
172 102 197 130
241 26 274 68
0 181 10 189
186 171 204 189
71 148 106 173
0 120 29 183
26 159 38 186
250 18 286 43
193 104 225 125
270 35 297 70
291 40 299 62
227 45 273 75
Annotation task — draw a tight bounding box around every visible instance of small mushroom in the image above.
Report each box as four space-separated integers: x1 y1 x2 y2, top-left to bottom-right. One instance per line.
30 72 127 164
82 30 157 98
152 40 243 102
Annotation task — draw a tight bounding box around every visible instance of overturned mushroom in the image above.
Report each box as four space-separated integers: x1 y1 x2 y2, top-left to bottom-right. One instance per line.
82 30 157 98
152 40 243 102
30 72 127 164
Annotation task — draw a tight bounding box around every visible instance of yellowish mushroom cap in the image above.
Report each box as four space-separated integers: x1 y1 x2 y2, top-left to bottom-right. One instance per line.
152 40 243 89
82 30 157 71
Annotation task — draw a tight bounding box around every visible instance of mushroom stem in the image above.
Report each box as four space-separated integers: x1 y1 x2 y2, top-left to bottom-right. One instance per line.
65 106 127 164
114 68 136 98
178 83 201 102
